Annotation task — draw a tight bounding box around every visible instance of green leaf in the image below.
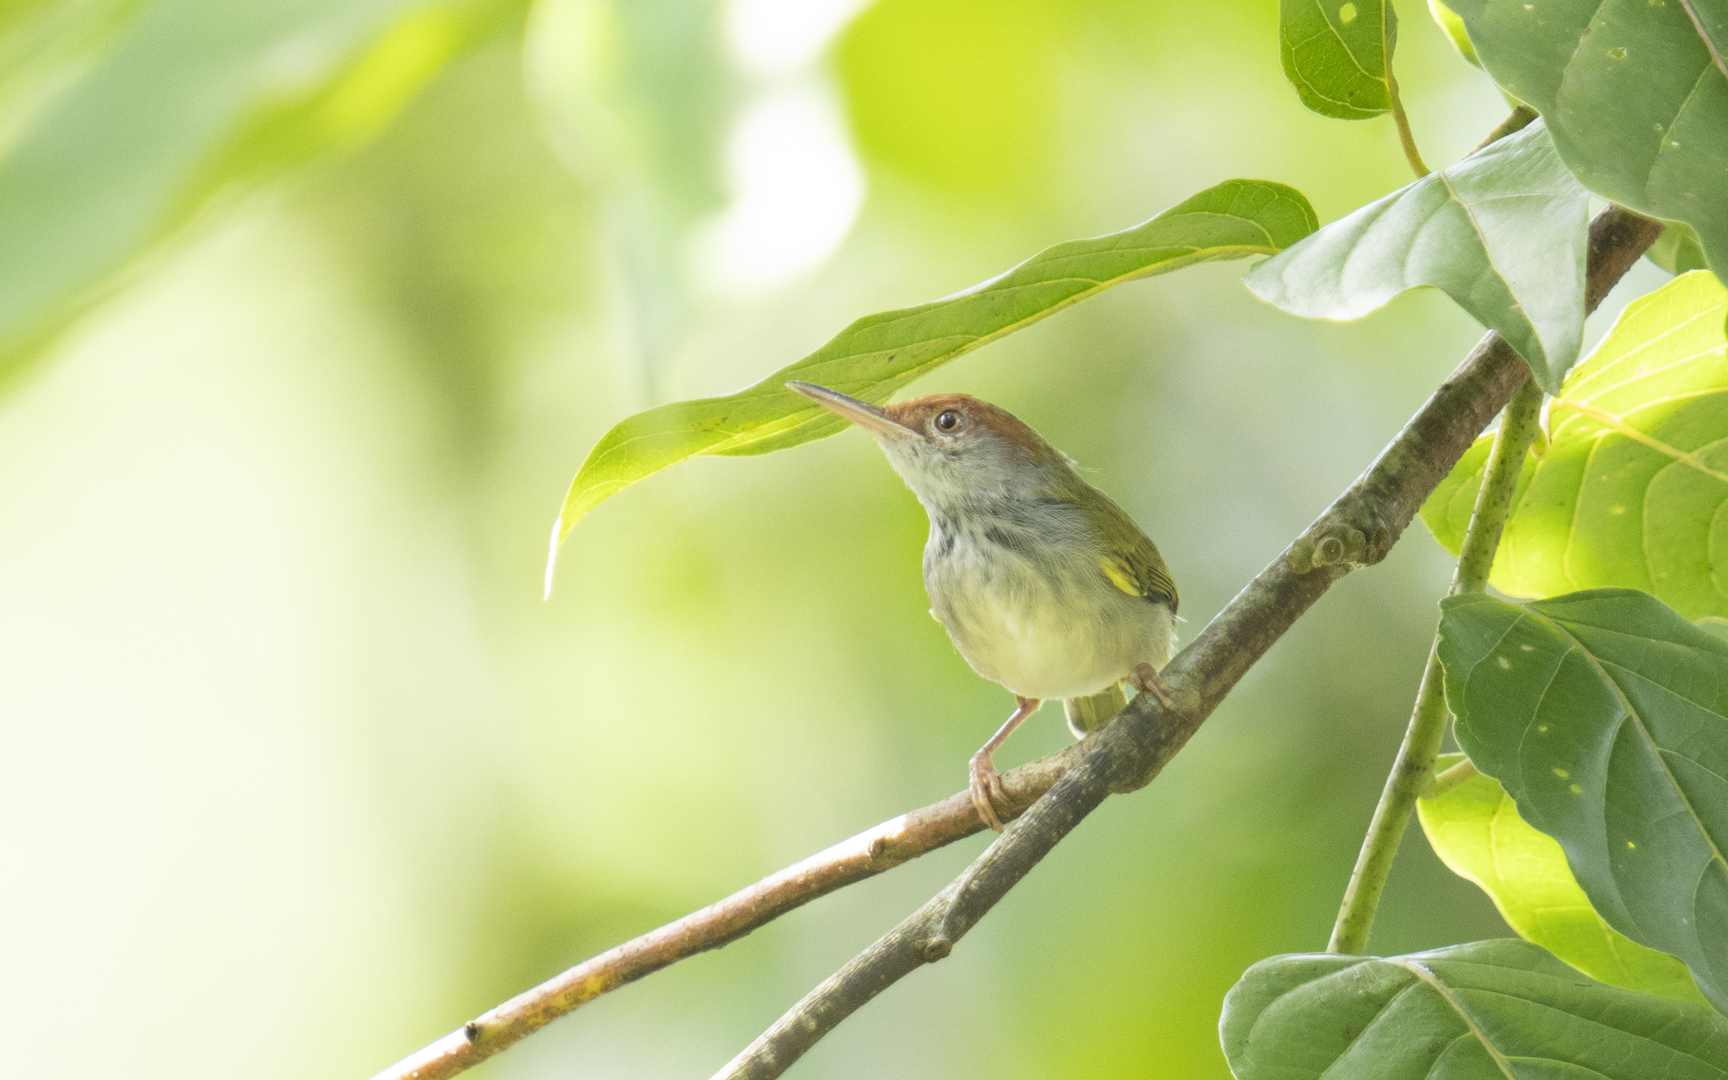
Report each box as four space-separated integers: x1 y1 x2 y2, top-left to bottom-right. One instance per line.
1445 0 1728 280
1427 0 1481 68
1245 119 1590 391
1439 589 1728 1013
1278 0 1397 119
1420 271 1728 619
1221 939 1728 1080
1418 752 1709 1006
1650 222 1716 277
545 178 1318 586
0 0 516 386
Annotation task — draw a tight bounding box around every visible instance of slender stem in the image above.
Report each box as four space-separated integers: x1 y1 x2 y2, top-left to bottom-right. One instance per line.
1473 105 1539 155
1383 5 1429 178
1425 757 1480 800
1327 375 1545 953
1455 377 1544 592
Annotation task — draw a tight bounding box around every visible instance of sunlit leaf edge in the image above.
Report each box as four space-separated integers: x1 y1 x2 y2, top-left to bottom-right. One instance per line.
1426 0 1481 68
1438 588 1728 1013
1417 270 1728 613
1417 752 1711 1006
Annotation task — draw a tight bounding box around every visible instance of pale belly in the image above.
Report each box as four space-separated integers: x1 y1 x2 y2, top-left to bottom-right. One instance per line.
927 547 1176 702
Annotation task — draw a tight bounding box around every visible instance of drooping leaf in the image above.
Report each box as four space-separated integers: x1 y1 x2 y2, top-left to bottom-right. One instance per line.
1418 752 1709 1006
0 0 519 386
1221 939 1728 1080
1278 0 1397 119
545 178 1318 586
1650 222 1716 277
1419 271 1728 619
1445 0 1728 279
1439 589 1728 1012
1427 0 1481 68
1245 119 1590 391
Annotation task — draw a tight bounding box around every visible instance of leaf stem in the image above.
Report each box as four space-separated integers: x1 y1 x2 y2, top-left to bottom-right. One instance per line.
1327 375 1544 954
1473 105 1539 155
1422 757 1479 800
1454 378 1543 592
1384 11 1429 178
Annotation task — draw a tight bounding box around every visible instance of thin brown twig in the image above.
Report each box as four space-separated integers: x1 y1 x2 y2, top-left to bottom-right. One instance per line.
713 204 1663 1080
368 753 1075 1080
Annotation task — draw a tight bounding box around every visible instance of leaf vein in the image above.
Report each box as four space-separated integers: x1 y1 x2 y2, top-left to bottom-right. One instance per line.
1388 960 1518 1080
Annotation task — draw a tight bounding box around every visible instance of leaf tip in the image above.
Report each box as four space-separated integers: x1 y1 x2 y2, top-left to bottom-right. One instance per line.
543 515 564 601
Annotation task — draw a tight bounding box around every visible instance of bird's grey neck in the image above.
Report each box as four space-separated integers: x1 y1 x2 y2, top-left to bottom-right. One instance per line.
921 485 1078 546
915 483 1057 530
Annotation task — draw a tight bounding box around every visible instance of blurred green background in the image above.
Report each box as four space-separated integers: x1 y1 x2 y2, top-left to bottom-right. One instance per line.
0 1 1676 1077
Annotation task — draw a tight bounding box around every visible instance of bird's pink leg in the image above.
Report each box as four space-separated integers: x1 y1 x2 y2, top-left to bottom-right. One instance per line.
969 696 1040 832
1131 663 1175 710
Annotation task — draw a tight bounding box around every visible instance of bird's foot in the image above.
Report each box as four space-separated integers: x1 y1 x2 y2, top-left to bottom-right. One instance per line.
968 751 1008 833
1287 502 1393 573
1131 663 1175 710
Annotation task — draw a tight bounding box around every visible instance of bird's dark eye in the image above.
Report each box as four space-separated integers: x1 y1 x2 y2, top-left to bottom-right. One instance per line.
935 410 961 432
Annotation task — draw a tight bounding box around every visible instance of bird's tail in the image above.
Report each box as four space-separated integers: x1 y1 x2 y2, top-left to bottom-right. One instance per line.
1064 682 1128 739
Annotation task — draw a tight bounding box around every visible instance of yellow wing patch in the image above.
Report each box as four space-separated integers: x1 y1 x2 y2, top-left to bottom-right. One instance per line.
1099 544 1179 612
1100 555 1142 597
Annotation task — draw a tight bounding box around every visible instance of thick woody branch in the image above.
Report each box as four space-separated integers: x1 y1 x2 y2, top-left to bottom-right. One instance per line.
368 205 1660 1080
713 204 1663 1080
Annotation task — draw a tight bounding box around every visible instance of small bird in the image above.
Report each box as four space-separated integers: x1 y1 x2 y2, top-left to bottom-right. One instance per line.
787 381 1179 831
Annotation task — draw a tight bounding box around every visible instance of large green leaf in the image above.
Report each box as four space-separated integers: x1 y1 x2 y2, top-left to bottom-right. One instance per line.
1278 0 1398 119
1221 939 1728 1080
1245 120 1590 391
0 0 518 386
545 178 1317 585
1445 0 1728 279
1418 752 1709 1006
1439 589 1728 1013
1419 271 1728 619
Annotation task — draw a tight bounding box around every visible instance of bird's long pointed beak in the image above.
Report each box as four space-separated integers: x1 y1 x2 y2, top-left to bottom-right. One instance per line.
786 381 918 440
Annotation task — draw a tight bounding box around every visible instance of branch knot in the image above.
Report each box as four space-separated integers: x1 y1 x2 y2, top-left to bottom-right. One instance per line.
1288 511 1391 573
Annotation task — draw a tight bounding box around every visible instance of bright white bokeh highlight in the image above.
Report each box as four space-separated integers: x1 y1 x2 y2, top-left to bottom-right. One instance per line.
725 0 873 78
691 87 865 292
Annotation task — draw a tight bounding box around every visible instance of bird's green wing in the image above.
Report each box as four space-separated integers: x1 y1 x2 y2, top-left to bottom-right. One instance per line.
1061 484 1179 613
1091 494 1178 613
